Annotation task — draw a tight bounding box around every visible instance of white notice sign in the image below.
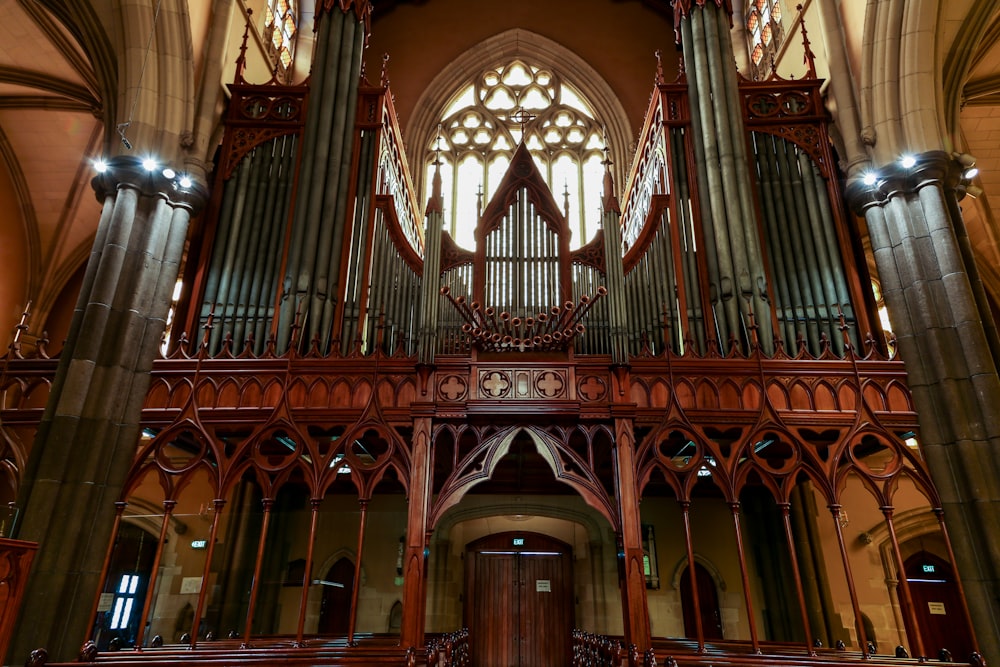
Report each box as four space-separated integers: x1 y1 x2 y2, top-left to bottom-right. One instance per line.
97 592 115 612
536 579 551 592
928 602 946 615
180 576 203 594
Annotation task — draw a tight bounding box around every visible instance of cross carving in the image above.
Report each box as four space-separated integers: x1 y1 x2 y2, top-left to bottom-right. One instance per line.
579 376 606 401
440 375 466 401
481 371 511 398
509 107 537 134
536 371 565 397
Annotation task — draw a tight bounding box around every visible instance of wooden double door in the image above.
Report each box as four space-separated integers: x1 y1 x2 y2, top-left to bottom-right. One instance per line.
465 532 574 667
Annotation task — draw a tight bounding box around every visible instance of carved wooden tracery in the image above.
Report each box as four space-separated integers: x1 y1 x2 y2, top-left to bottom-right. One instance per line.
0 17 975 663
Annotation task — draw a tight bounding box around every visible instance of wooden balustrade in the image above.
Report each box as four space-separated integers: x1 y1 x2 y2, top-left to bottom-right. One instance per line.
0 538 39 661
30 631 471 667
426 628 470 667
572 631 986 667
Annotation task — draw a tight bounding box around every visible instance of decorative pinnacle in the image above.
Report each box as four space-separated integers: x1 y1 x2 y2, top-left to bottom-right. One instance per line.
797 5 817 78
425 125 444 215
654 49 665 85
601 132 620 214
235 8 252 83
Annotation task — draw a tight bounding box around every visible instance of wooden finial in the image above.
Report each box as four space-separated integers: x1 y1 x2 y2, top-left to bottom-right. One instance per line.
235 8 253 84
380 53 390 88
797 5 818 78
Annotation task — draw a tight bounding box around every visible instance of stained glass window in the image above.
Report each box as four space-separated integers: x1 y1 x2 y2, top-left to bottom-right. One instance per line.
747 0 783 80
426 60 606 250
263 0 297 78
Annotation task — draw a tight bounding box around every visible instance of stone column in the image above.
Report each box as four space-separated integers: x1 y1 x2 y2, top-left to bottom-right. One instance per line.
849 151 1000 662
8 156 206 663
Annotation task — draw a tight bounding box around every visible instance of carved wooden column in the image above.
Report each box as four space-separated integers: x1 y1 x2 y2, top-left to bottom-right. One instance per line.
849 151 997 661
402 415 433 647
613 410 650 650
8 157 205 663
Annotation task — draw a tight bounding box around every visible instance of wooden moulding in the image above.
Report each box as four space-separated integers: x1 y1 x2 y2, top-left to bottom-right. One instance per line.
0 538 39 661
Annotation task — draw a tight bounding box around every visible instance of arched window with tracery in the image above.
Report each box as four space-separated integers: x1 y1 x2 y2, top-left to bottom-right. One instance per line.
746 0 783 80
426 60 607 250
263 0 297 80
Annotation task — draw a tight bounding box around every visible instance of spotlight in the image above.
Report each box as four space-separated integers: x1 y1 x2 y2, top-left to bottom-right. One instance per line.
179 175 193 188
142 158 157 172
964 167 979 180
954 152 977 168
900 155 917 169
93 160 108 173
862 172 877 186
162 167 176 179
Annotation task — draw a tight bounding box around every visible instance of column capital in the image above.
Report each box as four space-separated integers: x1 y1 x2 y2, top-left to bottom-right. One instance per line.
845 150 969 215
91 155 208 214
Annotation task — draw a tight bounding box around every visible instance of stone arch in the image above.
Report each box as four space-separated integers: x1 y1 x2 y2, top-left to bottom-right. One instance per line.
405 28 633 195
107 0 203 170
670 553 727 593
860 0 994 162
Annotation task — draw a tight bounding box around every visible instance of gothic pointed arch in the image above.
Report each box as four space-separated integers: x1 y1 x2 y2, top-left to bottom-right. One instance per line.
406 28 632 202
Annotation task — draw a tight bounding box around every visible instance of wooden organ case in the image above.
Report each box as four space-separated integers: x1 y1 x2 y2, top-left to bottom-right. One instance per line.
0 15 982 667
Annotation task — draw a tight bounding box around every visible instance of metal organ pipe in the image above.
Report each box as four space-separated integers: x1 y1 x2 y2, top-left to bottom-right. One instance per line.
307 15 362 344
797 151 843 354
701 7 774 349
225 145 272 349
754 133 803 348
775 138 832 350
715 6 775 350
682 15 740 342
253 136 297 347
278 12 337 349
800 152 855 348
673 128 706 351
338 132 376 351
759 134 820 351
278 10 365 352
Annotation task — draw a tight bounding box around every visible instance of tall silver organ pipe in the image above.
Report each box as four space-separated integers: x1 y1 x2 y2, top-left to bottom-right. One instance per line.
438 261 473 355
750 132 857 355
484 189 561 318
200 135 298 355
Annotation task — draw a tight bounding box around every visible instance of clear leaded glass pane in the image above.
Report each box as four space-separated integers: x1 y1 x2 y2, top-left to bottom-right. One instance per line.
427 60 606 250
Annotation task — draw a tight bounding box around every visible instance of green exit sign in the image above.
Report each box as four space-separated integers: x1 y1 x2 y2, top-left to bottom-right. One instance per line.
922 564 936 573
513 538 525 546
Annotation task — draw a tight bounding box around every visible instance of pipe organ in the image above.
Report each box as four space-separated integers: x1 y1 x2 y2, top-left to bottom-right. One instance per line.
2 3 976 665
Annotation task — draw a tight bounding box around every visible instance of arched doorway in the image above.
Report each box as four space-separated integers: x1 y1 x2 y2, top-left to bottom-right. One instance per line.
901 551 974 659
318 557 355 635
465 531 574 667
680 562 723 640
